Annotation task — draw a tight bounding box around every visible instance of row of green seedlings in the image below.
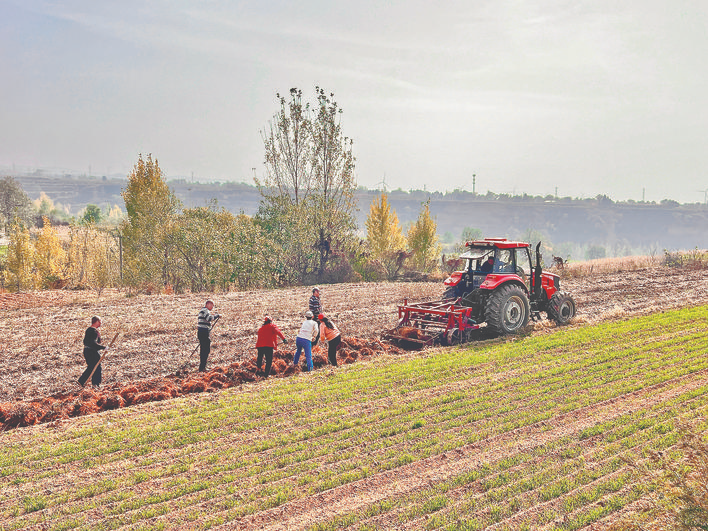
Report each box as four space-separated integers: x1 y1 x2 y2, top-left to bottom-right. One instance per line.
5 310 708 528
3 306 701 479
7 349 706 528
305 388 708 531
2 314 704 528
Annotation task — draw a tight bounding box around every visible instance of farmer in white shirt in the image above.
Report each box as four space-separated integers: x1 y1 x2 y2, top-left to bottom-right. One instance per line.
294 310 319 372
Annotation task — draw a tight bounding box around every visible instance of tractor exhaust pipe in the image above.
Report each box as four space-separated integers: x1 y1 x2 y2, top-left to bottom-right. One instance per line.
534 242 543 299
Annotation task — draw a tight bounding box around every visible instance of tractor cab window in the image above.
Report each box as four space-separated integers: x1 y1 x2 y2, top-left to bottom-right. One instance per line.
494 249 514 273
460 248 493 272
517 248 532 277
518 247 533 288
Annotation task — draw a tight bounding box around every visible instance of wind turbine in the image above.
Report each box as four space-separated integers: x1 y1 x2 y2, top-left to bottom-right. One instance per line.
698 189 708 206
375 173 389 193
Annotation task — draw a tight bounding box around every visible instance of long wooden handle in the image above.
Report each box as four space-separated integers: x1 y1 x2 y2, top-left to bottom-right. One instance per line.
85 331 120 385
186 317 220 364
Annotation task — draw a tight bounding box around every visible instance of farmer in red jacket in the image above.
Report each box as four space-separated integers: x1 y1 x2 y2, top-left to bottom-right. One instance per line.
256 315 287 377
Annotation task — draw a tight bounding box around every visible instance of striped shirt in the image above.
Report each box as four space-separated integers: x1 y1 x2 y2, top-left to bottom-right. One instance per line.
198 307 218 329
309 295 321 316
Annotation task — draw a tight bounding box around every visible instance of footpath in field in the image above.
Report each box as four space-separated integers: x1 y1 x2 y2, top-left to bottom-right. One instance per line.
1 305 707 530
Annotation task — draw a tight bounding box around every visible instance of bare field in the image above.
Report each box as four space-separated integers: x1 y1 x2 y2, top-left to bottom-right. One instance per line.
1 265 707 403
0 282 438 402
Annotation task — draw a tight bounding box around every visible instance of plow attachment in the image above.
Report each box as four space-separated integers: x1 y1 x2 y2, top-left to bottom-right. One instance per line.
383 298 480 349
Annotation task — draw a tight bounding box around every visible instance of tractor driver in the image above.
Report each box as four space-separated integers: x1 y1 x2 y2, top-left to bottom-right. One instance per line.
480 255 495 273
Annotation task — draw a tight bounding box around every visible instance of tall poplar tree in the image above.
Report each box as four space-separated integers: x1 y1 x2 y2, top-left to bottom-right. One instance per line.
121 154 180 289
407 200 442 272
365 193 406 279
256 87 357 283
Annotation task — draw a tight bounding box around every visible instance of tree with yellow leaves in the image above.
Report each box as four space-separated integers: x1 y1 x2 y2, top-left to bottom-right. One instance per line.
365 193 406 279
121 154 180 289
65 224 119 295
5 219 34 291
33 217 67 288
407 199 442 272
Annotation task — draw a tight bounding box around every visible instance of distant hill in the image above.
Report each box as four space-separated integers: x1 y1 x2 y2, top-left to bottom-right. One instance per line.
13 174 708 254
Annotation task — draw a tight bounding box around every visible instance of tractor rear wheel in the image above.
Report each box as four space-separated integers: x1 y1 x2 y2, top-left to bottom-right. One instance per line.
547 291 576 325
485 284 530 335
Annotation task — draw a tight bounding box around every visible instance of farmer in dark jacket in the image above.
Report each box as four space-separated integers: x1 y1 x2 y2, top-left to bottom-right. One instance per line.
197 300 220 372
78 316 107 387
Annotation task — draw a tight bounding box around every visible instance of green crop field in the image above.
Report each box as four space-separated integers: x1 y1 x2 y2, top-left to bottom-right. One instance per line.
2 305 708 530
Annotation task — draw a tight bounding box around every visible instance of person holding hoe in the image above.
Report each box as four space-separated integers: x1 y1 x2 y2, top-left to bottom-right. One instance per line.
318 313 342 367
197 299 220 372
78 316 107 387
256 315 287 377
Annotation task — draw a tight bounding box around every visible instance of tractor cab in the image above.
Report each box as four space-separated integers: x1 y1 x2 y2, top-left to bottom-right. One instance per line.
445 239 562 300
442 238 572 334
444 239 538 299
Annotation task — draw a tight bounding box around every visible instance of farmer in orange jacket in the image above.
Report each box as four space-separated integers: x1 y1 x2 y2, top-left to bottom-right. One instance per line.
256 315 287 377
318 313 342 367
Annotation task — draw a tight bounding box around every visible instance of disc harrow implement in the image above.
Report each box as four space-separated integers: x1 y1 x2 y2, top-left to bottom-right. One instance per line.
383 298 480 349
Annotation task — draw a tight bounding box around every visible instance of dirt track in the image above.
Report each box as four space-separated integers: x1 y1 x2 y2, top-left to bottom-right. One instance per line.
1 266 707 404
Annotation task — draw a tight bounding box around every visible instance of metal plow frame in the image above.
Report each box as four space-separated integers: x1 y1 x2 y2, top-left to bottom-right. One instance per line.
383 298 480 348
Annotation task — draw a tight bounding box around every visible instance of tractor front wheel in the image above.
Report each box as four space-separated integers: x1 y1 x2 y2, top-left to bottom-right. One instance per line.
485 284 530 335
547 291 576 325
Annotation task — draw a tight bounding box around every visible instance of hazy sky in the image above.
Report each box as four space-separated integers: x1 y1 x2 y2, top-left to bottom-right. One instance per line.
1 1 707 203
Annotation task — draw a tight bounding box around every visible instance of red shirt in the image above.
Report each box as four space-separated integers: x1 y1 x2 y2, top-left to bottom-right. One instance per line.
256 322 286 348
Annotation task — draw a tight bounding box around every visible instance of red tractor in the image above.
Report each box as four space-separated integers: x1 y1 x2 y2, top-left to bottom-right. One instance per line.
384 238 576 347
442 238 576 334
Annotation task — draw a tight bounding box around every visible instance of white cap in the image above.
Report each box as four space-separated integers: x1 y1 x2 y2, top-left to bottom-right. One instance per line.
305 310 313 318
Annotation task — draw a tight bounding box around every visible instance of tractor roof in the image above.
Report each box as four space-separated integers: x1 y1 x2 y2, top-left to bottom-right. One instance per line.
464 238 530 249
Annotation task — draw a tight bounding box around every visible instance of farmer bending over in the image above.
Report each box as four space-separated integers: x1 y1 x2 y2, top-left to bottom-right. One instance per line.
318 313 341 367
78 316 107 387
294 311 318 372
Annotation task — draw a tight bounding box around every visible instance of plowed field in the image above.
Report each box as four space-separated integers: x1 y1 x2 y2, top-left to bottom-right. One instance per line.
2 266 708 405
